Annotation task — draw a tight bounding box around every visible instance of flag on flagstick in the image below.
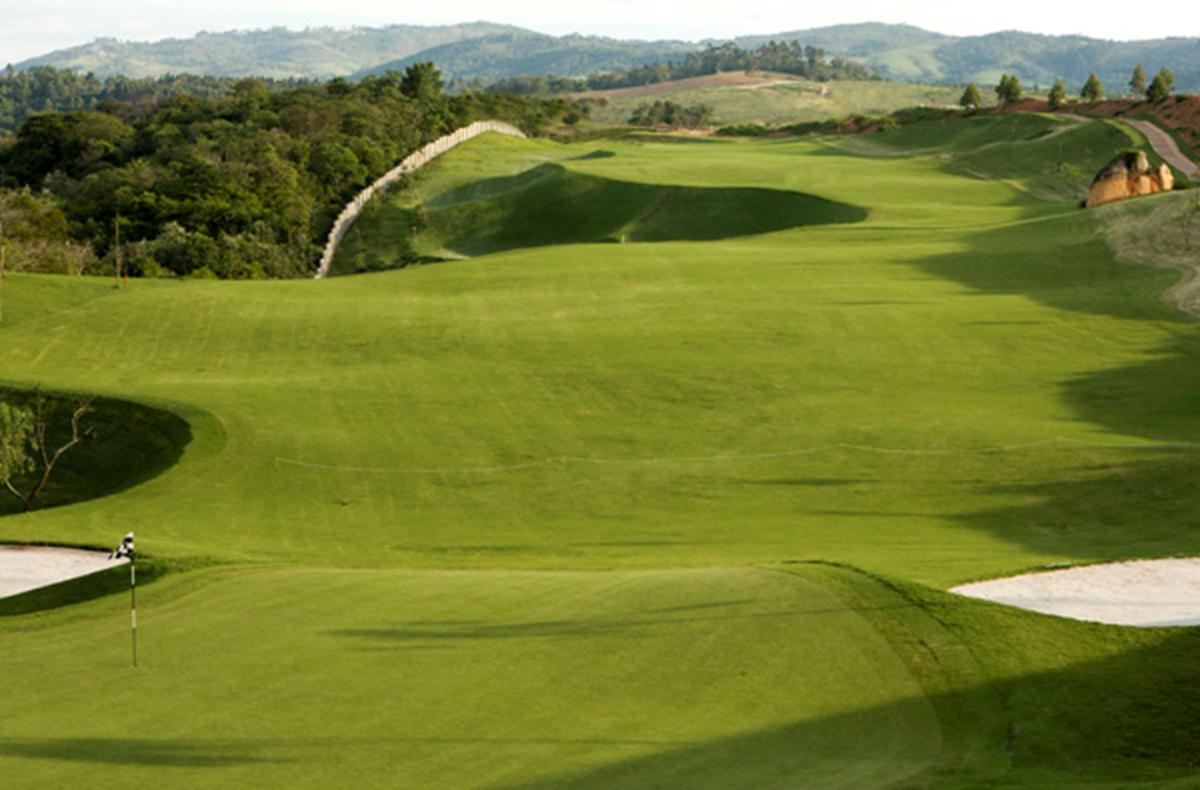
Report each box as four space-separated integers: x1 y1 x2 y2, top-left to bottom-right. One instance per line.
110 532 135 561
110 532 137 667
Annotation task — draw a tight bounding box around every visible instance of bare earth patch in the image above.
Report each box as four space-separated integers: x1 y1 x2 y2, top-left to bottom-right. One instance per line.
0 545 126 599
953 559 1200 627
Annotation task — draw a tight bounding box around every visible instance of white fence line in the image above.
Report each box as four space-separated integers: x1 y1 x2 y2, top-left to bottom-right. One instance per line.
314 120 526 279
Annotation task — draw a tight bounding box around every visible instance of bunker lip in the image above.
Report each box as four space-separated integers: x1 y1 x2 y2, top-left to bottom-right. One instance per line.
952 558 1200 627
0 545 128 600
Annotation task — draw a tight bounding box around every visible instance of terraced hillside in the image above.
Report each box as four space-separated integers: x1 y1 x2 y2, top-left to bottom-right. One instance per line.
3 115 1200 787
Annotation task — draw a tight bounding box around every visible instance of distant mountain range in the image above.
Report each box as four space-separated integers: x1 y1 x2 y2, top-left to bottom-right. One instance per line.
13 22 1200 92
10 22 525 80
734 23 1200 92
352 31 695 82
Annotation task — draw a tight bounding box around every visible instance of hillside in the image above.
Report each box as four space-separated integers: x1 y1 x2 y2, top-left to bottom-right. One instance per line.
578 73 964 126
352 31 696 81
11 22 527 79
738 23 1200 92
4 115 1200 785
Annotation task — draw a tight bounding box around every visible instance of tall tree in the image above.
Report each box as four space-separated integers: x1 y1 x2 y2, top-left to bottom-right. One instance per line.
960 82 983 109
1081 73 1105 102
1147 68 1175 102
399 62 445 101
1130 65 1148 98
1048 79 1068 110
995 74 1023 104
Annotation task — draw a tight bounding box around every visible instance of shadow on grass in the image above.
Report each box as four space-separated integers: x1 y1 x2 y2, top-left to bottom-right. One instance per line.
504 569 1200 788
414 163 868 259
0 387 192 518
0 738 289 767
328 602 920 645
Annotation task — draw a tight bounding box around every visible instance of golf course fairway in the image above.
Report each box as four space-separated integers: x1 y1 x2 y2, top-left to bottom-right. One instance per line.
3 115 1199 787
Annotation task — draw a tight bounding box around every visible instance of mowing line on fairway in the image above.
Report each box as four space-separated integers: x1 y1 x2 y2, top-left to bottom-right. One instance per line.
274 436 1200 476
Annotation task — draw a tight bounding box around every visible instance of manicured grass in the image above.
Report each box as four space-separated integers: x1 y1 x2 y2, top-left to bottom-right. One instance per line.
3 117 1200 786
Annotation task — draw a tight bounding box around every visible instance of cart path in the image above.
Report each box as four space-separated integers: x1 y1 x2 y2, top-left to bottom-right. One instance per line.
1126 119 1199 178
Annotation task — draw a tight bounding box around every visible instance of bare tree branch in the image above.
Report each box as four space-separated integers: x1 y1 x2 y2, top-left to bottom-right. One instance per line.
1 391 95 513
3 478 29 510
24 398 94 510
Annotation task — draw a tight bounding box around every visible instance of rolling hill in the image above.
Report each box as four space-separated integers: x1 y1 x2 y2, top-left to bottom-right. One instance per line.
351 31 696 82
736 23 1200 93
10 22 528 79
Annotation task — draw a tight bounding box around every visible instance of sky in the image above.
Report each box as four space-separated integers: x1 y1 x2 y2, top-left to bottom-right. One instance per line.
2 0 1198 64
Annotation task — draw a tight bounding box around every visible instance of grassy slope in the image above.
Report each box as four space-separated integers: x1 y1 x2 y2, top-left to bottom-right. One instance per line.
584 79 966 126
3 117 1200 786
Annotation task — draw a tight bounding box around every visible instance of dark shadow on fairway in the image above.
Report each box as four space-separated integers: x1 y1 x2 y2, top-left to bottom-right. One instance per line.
0 388 192 518
806 116 1200 563
328 602 919 646
571 149 617 160
0 738 288 767
952 336 1200 562
502 566 1200 789
890 173 1200 562
420 163 868 258
740 478 882 487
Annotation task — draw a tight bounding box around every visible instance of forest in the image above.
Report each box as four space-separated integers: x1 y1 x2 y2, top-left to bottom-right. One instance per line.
0 65 578 279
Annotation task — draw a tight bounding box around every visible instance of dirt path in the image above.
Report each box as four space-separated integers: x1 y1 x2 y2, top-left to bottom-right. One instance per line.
1126 119 1199 178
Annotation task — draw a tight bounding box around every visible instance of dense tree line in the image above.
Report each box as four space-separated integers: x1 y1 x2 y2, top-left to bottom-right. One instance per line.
0 66 578 279
483 41 879 95
0 66 309 133
628 101 713 129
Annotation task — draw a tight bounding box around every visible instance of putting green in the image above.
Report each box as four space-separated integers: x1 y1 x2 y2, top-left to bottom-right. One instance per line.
3 115 1200 786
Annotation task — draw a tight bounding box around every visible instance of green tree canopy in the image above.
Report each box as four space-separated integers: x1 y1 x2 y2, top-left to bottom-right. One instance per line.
1130 65 1148 97
1048 79 1068 110
960 83 983 108
995 74 1023 104
1081 73 1105 102
399 63 445 101
0 402 35 497
1147 68 1175 102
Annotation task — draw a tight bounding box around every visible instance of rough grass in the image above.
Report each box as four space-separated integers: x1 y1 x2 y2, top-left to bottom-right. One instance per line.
4 117 1200 786
584 78 965 126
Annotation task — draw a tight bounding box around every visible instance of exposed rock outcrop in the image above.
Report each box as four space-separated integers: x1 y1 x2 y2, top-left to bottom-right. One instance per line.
1086 151 1174 208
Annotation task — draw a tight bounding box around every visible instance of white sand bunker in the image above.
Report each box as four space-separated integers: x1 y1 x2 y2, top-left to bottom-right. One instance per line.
0 545 127 599
953 559 1200 627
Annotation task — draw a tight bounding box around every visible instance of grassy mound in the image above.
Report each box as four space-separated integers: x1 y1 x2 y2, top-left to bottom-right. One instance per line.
332 161 865 270
427 163 865 255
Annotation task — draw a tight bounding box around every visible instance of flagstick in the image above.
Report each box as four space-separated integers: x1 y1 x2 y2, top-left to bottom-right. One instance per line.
130 557 138 668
